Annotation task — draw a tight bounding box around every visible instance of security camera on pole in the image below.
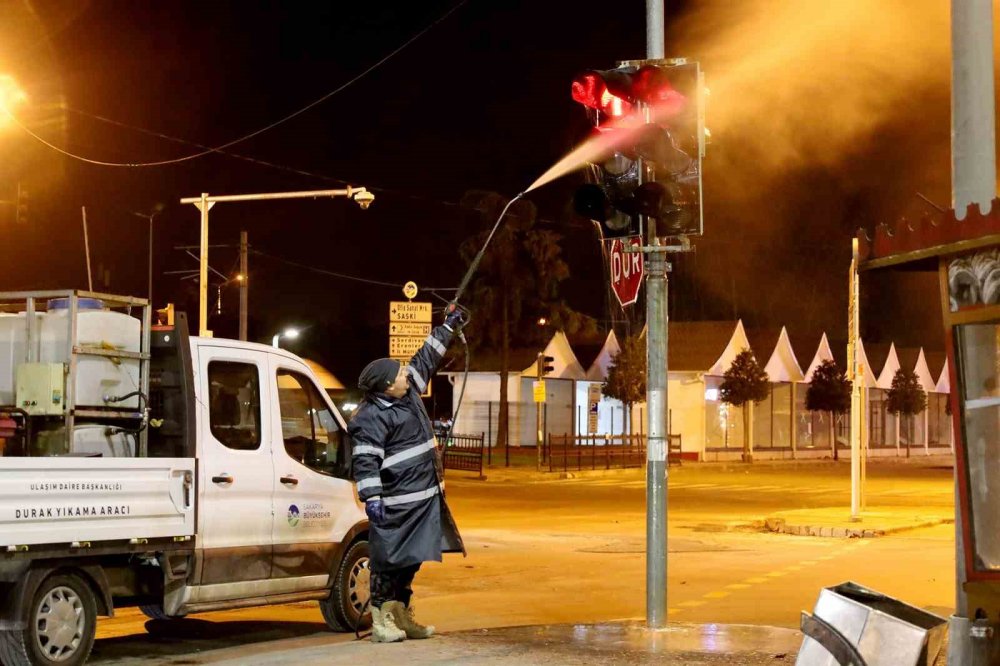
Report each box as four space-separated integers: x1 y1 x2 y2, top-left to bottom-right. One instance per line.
569 1 707 629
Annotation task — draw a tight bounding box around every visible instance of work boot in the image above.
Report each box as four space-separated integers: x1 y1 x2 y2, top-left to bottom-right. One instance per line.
370 604 406 643
385 600 435 639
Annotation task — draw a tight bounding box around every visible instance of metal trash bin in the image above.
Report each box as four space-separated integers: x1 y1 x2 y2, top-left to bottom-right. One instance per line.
796 581 947 666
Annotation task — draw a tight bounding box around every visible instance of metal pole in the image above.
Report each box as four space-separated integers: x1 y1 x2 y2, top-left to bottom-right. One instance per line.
646 242 668 628
81 207 93 292
949 0 995 661
849 239 862 520
148 215 153 309
239 231 248 341
198 193 210 337
536 354 543 471
644 0 668 630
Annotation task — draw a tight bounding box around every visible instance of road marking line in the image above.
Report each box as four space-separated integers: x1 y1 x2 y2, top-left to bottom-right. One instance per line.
784 565 804 572
764 571 788 578
668 608 684 616
726 583 752 590
704 591 731 599
800 560 819 565
744 577 769 584
678 600 706 608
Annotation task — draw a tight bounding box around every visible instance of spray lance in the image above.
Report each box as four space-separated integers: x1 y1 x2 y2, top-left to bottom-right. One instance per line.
441 192 526 450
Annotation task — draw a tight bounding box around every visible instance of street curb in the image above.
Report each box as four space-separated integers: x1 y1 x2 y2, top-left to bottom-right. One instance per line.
762 515 954 538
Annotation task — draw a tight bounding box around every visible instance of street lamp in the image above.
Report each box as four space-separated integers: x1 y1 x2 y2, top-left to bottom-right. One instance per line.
131 203 165 308
272 327 300 348
180 186 374 337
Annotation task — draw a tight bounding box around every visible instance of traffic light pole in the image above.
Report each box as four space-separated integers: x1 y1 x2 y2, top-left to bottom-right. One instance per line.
645 0 668 630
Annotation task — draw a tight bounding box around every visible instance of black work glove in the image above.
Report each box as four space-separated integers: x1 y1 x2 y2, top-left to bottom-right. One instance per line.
444 304 469 332
365 497 385 525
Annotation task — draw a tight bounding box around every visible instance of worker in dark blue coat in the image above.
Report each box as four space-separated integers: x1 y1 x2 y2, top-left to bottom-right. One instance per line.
349 307 467 642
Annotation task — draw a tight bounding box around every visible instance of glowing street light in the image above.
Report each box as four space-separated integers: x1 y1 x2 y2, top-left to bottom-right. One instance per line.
272 327 300 348
0 75 27 127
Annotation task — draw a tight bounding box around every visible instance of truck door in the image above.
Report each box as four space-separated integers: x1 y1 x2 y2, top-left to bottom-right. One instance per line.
196 345 274 590
269 357 361 587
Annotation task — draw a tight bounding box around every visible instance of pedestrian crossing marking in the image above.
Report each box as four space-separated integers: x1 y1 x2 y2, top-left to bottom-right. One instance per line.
744 576 769 584
764 571 788 578
726 583 752 590
703 590 730 599
667 608 683 616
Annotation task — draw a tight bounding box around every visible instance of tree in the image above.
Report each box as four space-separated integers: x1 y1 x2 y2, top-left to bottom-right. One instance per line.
457 191 596 451
886 367 927 458
805 359 852 461
719 349 770 463
602 335 646 436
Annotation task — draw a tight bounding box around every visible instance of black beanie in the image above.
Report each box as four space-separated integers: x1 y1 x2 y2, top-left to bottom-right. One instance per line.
359 358 401 394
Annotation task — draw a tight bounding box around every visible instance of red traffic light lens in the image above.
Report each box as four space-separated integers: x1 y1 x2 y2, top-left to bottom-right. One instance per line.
572 71 634 118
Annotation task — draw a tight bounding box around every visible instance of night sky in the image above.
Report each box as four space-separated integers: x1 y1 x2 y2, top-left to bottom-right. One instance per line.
0 0 956 387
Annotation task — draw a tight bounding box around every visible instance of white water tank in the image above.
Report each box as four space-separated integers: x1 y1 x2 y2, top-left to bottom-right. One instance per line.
0 312 41 405
0 299 142 410
40 299 141 408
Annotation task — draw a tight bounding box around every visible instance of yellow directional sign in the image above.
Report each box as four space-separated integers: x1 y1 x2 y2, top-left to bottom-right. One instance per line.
389 322 431 337
389 335 424 358
390 301 432 322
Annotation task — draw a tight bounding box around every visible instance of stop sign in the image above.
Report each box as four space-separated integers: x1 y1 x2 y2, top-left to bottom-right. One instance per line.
608 236 643 307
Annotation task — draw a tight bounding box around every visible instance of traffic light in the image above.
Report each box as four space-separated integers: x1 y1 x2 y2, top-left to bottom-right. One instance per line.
571 60 704 238
537 354 555 378
15 183 27 225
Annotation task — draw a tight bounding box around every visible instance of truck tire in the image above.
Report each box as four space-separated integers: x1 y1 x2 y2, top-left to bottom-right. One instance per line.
138 605 175 621
320 539 371 632
0 572 97 666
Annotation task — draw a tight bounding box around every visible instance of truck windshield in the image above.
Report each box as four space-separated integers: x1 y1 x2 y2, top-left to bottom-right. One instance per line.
277 369 350 479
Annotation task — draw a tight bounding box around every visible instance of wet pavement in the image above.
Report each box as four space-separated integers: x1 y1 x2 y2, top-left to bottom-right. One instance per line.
179 621 803 665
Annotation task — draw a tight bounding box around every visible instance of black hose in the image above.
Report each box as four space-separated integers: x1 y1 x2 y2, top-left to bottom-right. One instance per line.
442 333 469 454
444 192 525 454
353 598 372 640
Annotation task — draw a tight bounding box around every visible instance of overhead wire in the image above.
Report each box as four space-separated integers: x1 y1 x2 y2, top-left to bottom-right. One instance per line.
0 0 468 168
249 248 459 292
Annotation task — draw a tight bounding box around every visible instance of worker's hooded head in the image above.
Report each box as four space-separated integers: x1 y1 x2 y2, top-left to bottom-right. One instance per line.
358 358 401 395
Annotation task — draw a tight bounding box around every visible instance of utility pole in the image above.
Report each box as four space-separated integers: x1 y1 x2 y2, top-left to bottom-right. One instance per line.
948 1 995 663
239 231 248 341
536 353 543 472
644 0 669 630
848 239 865 520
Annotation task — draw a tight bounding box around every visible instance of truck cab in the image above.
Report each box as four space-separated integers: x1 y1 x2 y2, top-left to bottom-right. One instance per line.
0 293 369 666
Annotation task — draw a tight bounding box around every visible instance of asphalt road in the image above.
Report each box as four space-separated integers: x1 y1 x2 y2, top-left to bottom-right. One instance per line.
88 460 956 664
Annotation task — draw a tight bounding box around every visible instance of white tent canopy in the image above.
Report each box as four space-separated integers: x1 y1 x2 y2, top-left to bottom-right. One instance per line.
520 330 587 379
803 333 834 383
708 320 751 376
913 348 937 393
876 343 901 390
586 330 621 381
763 326 805 383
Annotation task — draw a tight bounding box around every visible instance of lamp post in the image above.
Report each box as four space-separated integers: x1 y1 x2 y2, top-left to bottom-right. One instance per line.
272 327 300 348
180 187 374 337
131 204 165 308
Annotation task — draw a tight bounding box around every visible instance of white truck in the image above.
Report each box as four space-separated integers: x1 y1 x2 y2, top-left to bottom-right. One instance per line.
0 291 370 666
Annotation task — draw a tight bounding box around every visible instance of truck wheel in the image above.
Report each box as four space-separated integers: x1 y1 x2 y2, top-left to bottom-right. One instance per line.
320 539 371 632
138 605 176 621
0 573 97 666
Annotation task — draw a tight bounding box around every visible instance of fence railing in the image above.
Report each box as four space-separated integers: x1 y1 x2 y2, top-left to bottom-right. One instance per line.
440 431 485 478
546 433 661 472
